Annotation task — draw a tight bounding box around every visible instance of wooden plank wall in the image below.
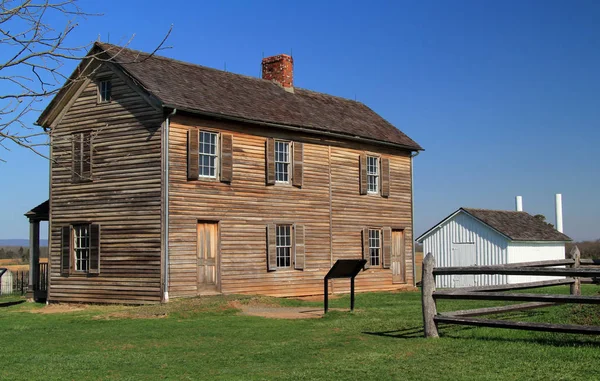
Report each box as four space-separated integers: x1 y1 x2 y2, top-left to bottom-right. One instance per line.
49 65 164 304
169 115 415 298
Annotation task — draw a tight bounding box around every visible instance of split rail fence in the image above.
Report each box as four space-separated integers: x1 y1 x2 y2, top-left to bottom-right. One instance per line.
421 246 600 338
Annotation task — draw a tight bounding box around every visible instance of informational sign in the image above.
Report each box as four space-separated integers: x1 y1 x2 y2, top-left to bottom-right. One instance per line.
324 259 367 313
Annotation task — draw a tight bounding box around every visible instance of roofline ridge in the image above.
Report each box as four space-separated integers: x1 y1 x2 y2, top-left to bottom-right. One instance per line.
96 43 396 109
462 207 527 213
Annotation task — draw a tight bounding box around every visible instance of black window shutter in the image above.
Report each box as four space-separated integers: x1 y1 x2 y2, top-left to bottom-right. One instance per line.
61 226 71 276
220 133 233 183
382 227 392 269
187 129 199 180
265 138 275 185
381 158 390 197
89 224 101 274
359 153 367 195
292 142 304 188
362 228 370 269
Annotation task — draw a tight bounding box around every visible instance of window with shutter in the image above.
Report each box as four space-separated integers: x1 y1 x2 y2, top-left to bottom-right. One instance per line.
62 223 100 275
98 80 112 103
267 223 304 271
188 130 232 182
72 131 93 183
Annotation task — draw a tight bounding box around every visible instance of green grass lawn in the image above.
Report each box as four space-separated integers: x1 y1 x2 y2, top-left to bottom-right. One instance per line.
1 286 600 380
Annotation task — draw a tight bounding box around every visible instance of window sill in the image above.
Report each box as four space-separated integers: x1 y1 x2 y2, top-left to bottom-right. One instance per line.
73 179 93 184
197 176 219 182
273 267 299 272
65 272 95 277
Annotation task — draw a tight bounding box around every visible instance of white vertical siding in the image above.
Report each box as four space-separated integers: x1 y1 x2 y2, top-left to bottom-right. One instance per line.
422 211 508 288
507 242 566 284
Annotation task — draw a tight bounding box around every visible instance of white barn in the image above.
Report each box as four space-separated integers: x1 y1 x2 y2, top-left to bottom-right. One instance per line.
416 208 571 288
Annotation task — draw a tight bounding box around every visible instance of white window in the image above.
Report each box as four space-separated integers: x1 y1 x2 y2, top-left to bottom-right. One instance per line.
367 156 379 194
199 131 219 178
99 80 112 103
73 225 90 272
369 229 381 267
276 225 292 268
275 141 290 183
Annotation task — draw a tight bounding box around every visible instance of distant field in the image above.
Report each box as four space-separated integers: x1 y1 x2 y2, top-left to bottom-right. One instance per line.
0 258 48 272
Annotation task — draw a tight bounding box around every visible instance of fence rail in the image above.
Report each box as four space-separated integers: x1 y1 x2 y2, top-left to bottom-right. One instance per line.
421 246 600 338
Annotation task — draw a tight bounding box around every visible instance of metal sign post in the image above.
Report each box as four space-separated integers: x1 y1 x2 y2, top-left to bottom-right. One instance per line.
324 259 367 313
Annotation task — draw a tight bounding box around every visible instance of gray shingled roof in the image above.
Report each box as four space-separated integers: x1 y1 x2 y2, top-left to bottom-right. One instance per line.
95 43 422 150
462 208 571 242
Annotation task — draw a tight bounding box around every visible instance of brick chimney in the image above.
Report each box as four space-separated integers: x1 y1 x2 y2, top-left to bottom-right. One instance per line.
262 54 293 89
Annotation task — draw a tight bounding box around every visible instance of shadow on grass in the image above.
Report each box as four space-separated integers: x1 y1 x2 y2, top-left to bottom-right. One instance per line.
363 324 475 339
365 324 600 348
0 300 25 308
441 330 600 348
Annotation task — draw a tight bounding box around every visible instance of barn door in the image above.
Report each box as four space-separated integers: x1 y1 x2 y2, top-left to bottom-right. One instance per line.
452 243 476 288
391 230 406 283
197 222 219 294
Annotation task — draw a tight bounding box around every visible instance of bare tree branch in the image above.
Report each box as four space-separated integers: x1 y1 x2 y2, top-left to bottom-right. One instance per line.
0 0 172 162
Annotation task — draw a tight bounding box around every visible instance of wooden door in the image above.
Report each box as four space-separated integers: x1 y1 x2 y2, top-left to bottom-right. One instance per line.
392 230 406 283
197 222 219 294
452 243 476 288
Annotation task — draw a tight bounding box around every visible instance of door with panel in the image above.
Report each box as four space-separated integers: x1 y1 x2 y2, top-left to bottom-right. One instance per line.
451 243 476 288
197 222 220 294
391 230 406 283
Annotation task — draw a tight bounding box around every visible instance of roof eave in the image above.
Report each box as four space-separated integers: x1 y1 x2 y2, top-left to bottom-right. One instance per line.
165 104 423 152
415 209 463 243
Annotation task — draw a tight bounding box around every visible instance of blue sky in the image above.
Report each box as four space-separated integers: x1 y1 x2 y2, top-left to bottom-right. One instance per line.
1 0 599 241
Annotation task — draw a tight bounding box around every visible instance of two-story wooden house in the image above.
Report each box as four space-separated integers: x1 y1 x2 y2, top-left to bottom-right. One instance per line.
34 43 423 304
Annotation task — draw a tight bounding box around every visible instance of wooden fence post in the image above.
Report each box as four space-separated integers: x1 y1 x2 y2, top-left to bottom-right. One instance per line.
568 246 581 296
421 253 439 338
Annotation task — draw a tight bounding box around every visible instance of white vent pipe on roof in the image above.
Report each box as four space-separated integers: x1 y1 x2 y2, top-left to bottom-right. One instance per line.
515 196 523 212
555 194 563 233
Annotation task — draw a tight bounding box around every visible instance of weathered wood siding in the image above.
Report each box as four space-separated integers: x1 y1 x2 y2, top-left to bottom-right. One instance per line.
168 114 414 298
49 65 164 304
330 144 415 293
